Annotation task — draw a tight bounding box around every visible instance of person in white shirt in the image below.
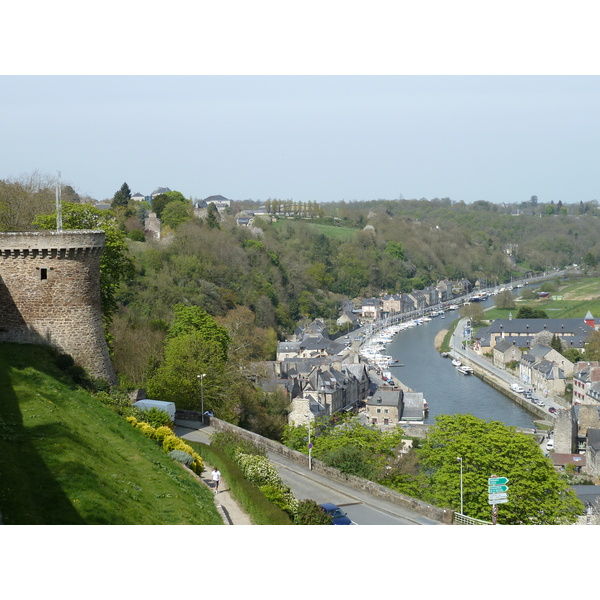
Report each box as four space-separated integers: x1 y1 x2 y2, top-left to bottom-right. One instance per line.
211 467 221 494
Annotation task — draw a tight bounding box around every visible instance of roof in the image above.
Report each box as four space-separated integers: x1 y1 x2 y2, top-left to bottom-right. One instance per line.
368 390 402 407
401 392 425 420
487 318 593 336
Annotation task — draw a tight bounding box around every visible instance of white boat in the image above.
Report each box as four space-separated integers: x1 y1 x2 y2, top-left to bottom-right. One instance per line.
457 365 474 375
452 359 462 367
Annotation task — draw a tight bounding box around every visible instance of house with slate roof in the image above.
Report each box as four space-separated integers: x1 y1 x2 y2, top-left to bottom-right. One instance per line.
519 344 574 395
367 389 403 425
477 318 594 355
361 297 382 320
492 338 522 369
382 294 402 315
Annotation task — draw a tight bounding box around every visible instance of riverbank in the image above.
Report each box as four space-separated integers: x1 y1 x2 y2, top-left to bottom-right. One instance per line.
434 329 448 351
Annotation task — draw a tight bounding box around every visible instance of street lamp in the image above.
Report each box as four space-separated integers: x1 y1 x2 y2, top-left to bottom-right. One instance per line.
304 414 312 471
457 456 464 514
197 374 206 424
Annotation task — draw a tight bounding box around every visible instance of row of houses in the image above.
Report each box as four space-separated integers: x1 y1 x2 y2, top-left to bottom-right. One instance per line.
359 279 472 320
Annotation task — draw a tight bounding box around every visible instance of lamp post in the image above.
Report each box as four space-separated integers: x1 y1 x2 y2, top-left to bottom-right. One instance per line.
305 414 312 470
197 374 206 424
457 456 464 515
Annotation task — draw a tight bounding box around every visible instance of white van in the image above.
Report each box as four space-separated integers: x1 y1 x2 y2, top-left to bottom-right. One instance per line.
133 399 176 421
510 383 524 393
545 439 554 451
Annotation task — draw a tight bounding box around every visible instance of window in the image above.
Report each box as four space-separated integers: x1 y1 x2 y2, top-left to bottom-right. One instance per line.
40 268 48 280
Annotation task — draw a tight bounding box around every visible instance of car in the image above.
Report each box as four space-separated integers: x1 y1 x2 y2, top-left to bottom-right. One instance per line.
537 400 545 407
549 407 557 414
546 440 554 451
523 390 532 399
320 503 353 525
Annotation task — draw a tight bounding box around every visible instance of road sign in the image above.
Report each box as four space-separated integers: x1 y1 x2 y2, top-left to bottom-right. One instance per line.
488 477 509 486
488 484 509 494
488 492 508 501
489 497 509 505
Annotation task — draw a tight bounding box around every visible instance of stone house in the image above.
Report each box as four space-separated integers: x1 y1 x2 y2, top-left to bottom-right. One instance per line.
336 310 359 329
492 338 522 369
408 290 428 311
519 344 574 394
381 294 402 315
367 389 403 425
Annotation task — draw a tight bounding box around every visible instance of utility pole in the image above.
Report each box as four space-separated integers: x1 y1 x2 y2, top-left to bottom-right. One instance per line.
56 171 62 232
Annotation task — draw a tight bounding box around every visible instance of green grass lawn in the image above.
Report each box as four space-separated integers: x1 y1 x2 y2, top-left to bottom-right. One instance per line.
0 343 222 525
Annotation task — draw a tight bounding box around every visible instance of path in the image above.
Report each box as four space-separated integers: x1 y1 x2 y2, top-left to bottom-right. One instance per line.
175 425 253 525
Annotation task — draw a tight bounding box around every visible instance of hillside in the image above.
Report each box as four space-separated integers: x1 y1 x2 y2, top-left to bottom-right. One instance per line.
0 342 222 525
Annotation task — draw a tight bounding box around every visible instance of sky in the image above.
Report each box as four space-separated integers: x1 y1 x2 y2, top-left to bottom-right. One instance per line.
2 74 599 206
2 3 600 207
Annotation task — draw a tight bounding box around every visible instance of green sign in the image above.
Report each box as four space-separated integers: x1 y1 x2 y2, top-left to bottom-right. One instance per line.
488 477 509 486
488 484 509 494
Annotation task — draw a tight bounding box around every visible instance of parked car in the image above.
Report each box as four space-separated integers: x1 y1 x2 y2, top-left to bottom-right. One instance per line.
549 407 557 414
320 503 353 525
523 390 532 399
546 439 554 451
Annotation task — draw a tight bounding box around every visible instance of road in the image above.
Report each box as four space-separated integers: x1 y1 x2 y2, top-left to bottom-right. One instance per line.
266 450 443 525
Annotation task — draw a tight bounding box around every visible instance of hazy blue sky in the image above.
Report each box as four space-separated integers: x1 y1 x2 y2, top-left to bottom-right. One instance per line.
2 75 599 205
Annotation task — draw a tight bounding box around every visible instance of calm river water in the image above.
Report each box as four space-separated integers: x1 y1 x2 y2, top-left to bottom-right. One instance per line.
385 304 536 428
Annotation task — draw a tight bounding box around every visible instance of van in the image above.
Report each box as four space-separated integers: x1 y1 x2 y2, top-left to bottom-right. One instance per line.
510 383 524 393
546 439 554 451
133 399 176 421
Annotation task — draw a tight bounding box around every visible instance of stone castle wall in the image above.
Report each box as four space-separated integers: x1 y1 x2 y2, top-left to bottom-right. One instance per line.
0 230 117 384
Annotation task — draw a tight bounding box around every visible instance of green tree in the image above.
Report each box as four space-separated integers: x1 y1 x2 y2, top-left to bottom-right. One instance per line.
516 306 548 319
384 241 405 261
205 202 221 229
417 414 583 524
33 202 134 324
168 304 230 362
145 331 227 415
152 191 187 220
495 290 516 310
161 200 192 230
111 182 131 209
0 171 55 231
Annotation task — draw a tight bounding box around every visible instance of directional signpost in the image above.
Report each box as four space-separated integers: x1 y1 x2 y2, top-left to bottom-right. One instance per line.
488 476 509 524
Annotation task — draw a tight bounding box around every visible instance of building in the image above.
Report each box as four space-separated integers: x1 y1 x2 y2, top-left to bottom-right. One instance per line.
0 230 117 384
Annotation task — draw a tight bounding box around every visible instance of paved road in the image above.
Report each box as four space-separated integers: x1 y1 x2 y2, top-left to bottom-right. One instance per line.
266 450 443 525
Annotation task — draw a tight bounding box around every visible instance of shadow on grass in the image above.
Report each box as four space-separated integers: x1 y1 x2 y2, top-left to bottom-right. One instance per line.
0 344 86 524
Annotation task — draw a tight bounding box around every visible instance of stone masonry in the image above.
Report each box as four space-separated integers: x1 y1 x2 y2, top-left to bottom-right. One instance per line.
0 230 117 384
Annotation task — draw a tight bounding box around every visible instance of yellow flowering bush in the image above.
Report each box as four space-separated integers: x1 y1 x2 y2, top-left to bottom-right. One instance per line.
126 416 138 426
135 422 157 439
154 426 173 441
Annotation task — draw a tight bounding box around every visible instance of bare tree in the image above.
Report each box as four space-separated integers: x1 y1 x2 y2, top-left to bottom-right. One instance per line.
0 171 56 231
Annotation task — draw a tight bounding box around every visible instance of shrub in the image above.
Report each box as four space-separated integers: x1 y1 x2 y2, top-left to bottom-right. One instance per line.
234 452 282 488
135 422 157 439
294 499 332 525
259 483 299 518
169 450 194 467
154 426 173 441
210 431 266 459
138 407 172 429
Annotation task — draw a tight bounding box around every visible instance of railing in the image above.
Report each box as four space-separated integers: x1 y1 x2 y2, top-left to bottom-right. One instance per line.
453 512 492 525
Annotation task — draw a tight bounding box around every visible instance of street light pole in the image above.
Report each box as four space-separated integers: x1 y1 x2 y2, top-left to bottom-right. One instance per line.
197 374 206 424
457 456 464 514
305 414 312 470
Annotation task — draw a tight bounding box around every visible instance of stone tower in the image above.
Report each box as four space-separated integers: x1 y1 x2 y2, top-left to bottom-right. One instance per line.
0 230 117 385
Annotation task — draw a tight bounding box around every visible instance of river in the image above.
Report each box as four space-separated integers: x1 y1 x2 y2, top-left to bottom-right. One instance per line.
384 301 536 428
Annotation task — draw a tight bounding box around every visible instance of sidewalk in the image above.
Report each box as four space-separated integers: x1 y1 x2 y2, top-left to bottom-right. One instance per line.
175 425 253 525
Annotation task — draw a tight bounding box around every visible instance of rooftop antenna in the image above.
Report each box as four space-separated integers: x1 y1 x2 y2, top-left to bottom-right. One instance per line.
55 170 63 232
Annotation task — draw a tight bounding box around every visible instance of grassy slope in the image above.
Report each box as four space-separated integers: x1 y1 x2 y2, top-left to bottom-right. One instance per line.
0 343 222 525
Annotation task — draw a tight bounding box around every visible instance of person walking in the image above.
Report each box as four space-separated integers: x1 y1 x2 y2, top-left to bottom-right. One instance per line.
211 467 221 494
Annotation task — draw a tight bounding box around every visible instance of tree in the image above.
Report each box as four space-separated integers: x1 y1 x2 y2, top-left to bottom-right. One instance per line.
417 414 583 524
460 302 485 325
205 202 221 229
33 202 134 324
516 306 548 319
168 304 230 362
145 331 227 415
151 191 187 220
161 200 192 230
495 290 516 310
111 182 131 209
0 171 55 231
